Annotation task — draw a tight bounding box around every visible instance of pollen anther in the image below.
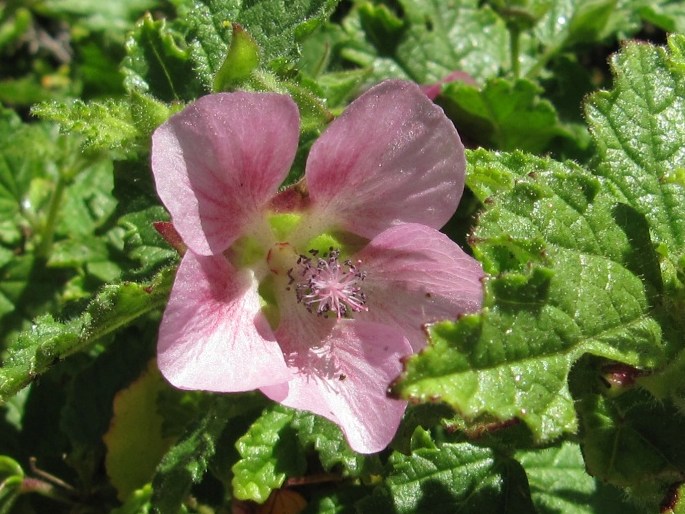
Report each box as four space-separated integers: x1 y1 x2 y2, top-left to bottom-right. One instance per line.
294 248 368 318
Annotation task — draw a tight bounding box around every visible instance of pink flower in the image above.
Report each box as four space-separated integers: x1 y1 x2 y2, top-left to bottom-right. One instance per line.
151 80 484 453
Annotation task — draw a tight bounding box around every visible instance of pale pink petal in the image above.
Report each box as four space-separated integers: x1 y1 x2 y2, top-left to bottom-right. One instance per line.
157 251 291 391
355 223 484 351
305 80 465 238
152 93 300 255
421 71 478 100
262 320 410 453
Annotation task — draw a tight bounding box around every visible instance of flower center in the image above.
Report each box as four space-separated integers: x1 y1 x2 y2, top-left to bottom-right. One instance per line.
293 248 368 319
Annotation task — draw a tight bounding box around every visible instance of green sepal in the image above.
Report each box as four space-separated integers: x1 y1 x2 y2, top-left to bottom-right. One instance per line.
213 23 261 92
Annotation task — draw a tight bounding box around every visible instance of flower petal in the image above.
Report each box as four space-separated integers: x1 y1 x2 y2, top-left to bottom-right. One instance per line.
356 223 484 351
157 251 291 391
262 320 410 453
305 80 465 237
152 93 300 255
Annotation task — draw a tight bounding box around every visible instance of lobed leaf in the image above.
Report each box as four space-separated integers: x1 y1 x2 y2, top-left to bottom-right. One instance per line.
132 0 339 95
32 93 171 154
517 440 644 513
397 36 685 503
438 78 569 153
292 411 369 478
357 428 535 514
232 405 305 503
575 376 685 508
123 13 204 102
584 34 685 427
339 0 508 84
0 267 174 404
588 392 685 484
395 150 665 442
587 35 685 256
32 99 139 151
151 395 234 514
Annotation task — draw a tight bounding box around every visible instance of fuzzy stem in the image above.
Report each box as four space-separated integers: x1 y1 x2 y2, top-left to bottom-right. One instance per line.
525 42 563 81
36 173 67 259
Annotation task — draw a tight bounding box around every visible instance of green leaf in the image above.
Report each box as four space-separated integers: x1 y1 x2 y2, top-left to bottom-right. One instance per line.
517 440 644 513
565 0 616 45
577 387 685 509
161 0 338 93
118 207 179 278
123 13 205 101
0 267 174 404
340 0 508 84
47 236 110 271
585 34 685 406
0 256 32 324
302 486 372 514
358 428 536 514
59 324 154 484
640 0 685 34
37 0 161 36
292 411 370 478
32 93 171 155
151 395 234 514
315 69 370 109
0 108 54 227
232 405 305 503
32 99 139 152
169 0 237 90
113 160 179 279
526 0 643 80
586 35 685 255
58 158 117 238
394 150 665 443
0 111 124 330
104 360 175 501
297 21 350 78
438 78 568 153
210 0 340 70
